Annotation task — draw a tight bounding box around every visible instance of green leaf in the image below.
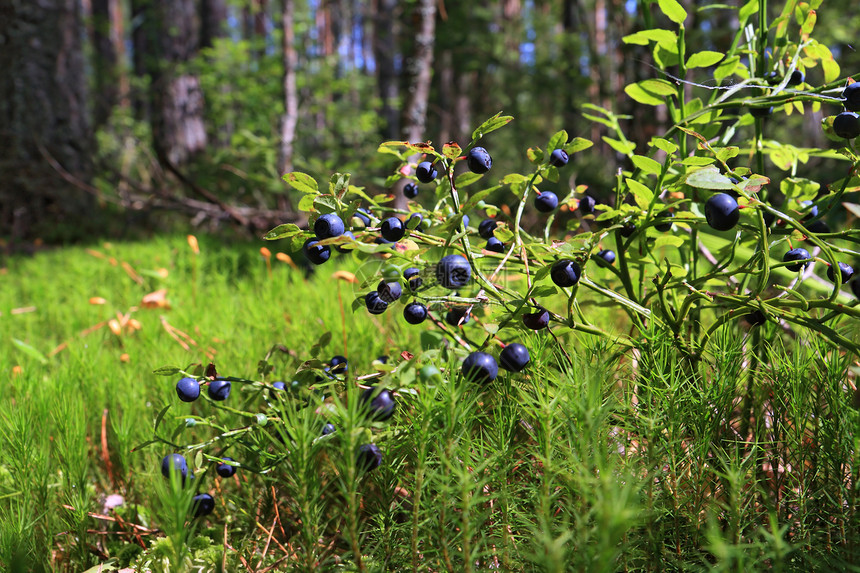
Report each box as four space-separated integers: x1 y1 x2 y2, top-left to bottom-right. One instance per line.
454 172 483 188
716 147 740 163
12 338 47 364
547 130 569 153
650 137 678 155
623 28 677 48
313 195 338 213
738 0 759 23
282 172 319 194
153 404 171 432
153 366 182 376
564 137 594 154
471 112 514 141
681 156 716 166
532 285 558 298
685 51 724 68
602 136 636 156
298 194 315 211
627 178 655 210
625 82 670 106
654 236 685 249
780 177 820 203
631 155 663 176
443 142 462 159
641 79 678 96
264 223 302 241
713 56 741 83
658 0 687 24
527 147 544 164
685 167 734 189
330 173 350 198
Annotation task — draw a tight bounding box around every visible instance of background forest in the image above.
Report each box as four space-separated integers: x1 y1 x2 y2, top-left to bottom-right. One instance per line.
2 0 859 244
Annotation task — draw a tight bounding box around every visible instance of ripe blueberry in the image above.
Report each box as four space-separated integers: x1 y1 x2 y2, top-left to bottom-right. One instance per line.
466 147 493 174
478 219 498 239
744 310 767 326
161 453 188 481
827 262 854 283
486 237 505 253
462 352 498 384
272 381 286 391
404 183 419 199
208 378 231 401
403 302 428 324
843 81 860 112
303 238 331 265
176 377 200 402
800 200 819 221
322 422 336 435
360 387 396 421
314 213 345 239
407 212 427 231
654 211 674 232
330 355 349 374
191 493 215 517
579 195 596 215
620 222 636 237
416 161 438 183
404 267 423 291
216 457 236 478
596 250 616 265
750 106 774 118
499 343 530 372
851 278 860 299
783 247 811 272
705 193 740 231
534 191 559 213
788 70 805 85
357 443 383 472
446 306 470 326
377 280 403 303
381 217 405 242
833 112 860 139
436 254 472 289
551 259 581 288
365 291 388 314
523 308 550 330
549 148 569 167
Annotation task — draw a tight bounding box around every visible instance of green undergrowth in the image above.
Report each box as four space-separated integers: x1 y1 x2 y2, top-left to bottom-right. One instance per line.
0 236 859 572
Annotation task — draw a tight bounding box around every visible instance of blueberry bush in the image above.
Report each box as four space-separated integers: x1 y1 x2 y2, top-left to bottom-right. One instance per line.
143 1 860 570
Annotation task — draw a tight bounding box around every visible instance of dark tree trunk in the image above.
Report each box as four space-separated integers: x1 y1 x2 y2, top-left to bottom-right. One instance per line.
373 0 400 140
137 0 208 166
200 0 228 50
398 0 437 211
0 0 94 242
92 0 118 128
279 0 299 175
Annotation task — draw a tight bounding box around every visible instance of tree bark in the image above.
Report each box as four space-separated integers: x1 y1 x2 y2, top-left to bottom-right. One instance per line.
200 0 228 50
0 0 94 242
398 0 437 211
92 0 118 128
373 0 400 140
137 0 208 166
279 0 299 175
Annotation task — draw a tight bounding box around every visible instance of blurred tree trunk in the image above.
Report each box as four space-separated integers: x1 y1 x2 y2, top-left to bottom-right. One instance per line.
92 0 118 128
373 0 400 140
200 0 228 50
279 0 298 175
0 0 94 242
136 0 208 166
398 0 436 211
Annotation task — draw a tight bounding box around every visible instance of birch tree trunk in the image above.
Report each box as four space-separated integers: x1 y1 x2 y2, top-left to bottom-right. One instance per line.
279 0 299 176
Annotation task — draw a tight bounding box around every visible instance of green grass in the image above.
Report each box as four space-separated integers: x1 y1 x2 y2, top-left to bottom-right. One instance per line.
0 235 859 572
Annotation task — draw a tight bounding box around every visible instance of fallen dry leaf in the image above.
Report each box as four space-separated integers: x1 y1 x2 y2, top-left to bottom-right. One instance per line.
141 289 170 310
331 270 358 283
89 297 107 305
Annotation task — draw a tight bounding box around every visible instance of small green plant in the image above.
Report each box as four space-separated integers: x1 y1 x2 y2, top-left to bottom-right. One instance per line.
141 0 860 569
